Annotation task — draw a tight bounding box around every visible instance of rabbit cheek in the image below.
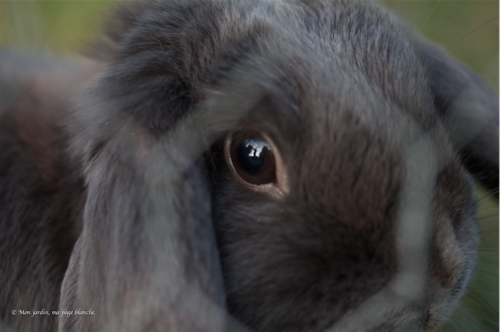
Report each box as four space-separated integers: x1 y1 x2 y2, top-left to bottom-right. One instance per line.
212 197 398 332
425 164 479 324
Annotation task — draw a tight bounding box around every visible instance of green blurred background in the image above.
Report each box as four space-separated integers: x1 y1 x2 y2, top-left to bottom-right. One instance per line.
0 1 498 331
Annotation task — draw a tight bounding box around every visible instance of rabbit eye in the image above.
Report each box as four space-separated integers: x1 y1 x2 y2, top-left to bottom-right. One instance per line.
225 131 289 198
231 135 276 185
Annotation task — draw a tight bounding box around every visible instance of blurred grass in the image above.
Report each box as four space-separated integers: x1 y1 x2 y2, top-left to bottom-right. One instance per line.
0 1 498 332
0 1 498 91
0 1 116 54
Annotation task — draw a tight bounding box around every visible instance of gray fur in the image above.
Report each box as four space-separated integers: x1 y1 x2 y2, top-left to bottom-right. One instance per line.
0 0 497 332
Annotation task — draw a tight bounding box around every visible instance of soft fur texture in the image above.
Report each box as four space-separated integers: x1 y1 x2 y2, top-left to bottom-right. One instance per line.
0 1 497 332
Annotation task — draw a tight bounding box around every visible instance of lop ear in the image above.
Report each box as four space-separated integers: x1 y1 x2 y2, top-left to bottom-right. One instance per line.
58 2 234 331
58 1 270 329
59 114 228 332
415 37 499 192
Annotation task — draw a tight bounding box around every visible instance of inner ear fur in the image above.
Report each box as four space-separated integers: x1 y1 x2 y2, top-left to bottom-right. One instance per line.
415 37 499 193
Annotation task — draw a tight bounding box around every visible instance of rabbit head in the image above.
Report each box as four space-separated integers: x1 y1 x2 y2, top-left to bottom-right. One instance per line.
59 0 498 332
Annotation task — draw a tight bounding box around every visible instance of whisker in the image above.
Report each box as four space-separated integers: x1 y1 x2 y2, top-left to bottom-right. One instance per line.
476 218 499 225
477 188 500 202
444 303 482 332
460 289 498 331
479 229 499 234
478 245 499 249
434 325 445 332
476 268 499 276
418 0 441 33
479 236 499 245
469 289 499 295
477 214 500 220
461 303 498 327
445 16 499 55
468 291 499 318
476 260 499 265
428 2 465 39
479 223 499 230
477 213 500 221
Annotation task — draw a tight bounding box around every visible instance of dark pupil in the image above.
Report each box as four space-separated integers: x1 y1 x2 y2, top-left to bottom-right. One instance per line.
238 138 269 174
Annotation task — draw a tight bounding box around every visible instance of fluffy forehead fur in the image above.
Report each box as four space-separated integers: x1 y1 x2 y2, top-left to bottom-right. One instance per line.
97 0 433 120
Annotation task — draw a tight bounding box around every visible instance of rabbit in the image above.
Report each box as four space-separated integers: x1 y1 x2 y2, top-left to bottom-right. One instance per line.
0 0 497 332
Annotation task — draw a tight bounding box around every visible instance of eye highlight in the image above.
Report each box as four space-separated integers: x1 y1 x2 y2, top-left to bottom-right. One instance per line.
225 131 289 198
234 136 276 184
